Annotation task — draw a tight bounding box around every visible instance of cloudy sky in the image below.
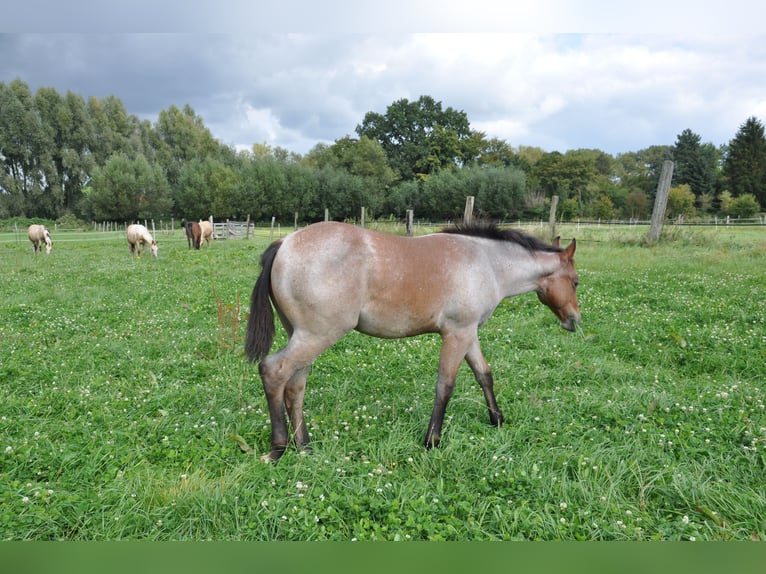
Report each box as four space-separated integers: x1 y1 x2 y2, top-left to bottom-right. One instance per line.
2 1 765 156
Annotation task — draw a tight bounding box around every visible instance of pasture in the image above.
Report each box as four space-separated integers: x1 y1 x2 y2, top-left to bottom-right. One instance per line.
0 223 764 540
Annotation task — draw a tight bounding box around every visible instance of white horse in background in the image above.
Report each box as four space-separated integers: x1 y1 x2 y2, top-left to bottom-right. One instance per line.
199 220 214 247
126 224 158 258
28 224 52 254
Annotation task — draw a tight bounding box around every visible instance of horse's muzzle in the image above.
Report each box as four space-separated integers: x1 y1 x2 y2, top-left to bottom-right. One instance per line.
561 314 580 332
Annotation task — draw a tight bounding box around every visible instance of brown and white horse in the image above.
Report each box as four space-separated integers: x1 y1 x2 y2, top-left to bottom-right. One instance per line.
28 224 52 254
126 224 158 258
199 220 213 247
245 221 581 461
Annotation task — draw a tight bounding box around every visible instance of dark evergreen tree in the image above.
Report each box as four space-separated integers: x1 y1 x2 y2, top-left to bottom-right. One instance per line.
723 117 766 206
672 128 717 200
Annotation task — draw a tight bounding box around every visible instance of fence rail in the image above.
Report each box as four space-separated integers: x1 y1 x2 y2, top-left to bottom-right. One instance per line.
6 214 763 239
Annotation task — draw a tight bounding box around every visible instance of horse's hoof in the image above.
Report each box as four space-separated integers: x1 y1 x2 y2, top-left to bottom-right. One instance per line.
424 437 440 450
259 444 287 462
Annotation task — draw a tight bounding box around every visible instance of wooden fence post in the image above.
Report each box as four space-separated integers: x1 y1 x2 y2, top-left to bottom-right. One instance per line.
548 195 559 241
464 196 475 225
269 216 275 241
361 207 366 228
648 160 674 243
324 208 329 222
406 209 414 236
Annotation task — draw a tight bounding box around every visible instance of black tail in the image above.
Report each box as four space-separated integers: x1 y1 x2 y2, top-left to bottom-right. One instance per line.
245 240 283 362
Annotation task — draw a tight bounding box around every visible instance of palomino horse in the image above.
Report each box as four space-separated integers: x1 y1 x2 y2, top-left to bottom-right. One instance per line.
245 221 580 461
182 219 202 249
199 220 213 247
126 224 158 258
28 224 52 254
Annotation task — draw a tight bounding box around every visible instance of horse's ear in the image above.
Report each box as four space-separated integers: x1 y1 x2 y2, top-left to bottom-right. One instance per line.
564 238 576 258
557 238 576 263
552 236 560 247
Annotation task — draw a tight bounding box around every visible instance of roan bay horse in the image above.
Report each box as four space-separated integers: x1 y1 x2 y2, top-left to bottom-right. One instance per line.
28 224 52 254
199 220 213 247
245 221 580 461
182 219 202 249
126 224 158 258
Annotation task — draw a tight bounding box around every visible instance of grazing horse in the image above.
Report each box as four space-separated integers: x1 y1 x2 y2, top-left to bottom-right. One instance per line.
28 224 52 254
182 219 202 249
199 220 213 247
245 221 581 461
126 224 158 258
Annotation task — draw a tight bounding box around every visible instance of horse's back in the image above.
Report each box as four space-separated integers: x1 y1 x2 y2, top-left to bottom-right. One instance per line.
127 224 152 243
271 222 475 338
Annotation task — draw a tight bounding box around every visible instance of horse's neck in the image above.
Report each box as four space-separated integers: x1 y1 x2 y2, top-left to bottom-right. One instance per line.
493 246 554 297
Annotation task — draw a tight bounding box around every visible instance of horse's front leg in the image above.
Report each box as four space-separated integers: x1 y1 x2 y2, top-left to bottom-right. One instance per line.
424 332 471 449
465 339 504 427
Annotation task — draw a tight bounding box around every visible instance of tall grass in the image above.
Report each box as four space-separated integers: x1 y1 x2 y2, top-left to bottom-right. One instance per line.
0 225 763 540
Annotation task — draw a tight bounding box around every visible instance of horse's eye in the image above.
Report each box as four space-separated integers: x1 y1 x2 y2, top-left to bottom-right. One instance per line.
573 280 579 289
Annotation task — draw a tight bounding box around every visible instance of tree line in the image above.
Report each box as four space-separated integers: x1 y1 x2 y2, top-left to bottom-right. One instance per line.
1 80 764 225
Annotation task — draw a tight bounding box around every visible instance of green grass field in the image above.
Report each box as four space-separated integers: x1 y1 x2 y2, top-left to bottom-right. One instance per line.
1 224 764 540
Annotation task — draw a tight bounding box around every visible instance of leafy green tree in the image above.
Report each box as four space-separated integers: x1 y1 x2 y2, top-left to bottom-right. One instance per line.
417 166 526 220
590 195 615 220
467 133 529 170
84 153 172 221
236 157 276 221
723 116 766 206
176 156 246 220
472 166 527 219
155 104 223 190
327 136 395 183
717 190 733 214
531 151 596 206
33 87 95 216
382 179 421 217
0 79 48 217
625 191 650 220
615 146 673 199
420 168 467 219
356 95 472 180
666 184 696 219
87 95 139 166
726 193 761 218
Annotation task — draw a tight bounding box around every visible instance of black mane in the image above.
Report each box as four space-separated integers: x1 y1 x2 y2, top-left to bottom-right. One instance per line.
439 221 562 252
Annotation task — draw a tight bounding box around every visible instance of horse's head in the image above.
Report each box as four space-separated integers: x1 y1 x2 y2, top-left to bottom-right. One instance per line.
536 238 580 331
150 240 158 258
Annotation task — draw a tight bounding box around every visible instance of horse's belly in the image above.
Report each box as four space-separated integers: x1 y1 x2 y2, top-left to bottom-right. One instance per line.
355 306 439 338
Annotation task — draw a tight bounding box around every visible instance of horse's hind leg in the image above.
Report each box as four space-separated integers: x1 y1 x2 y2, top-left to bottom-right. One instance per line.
258 338 322 461
285 365 311 451
465 340 504 427
259 356 291 461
